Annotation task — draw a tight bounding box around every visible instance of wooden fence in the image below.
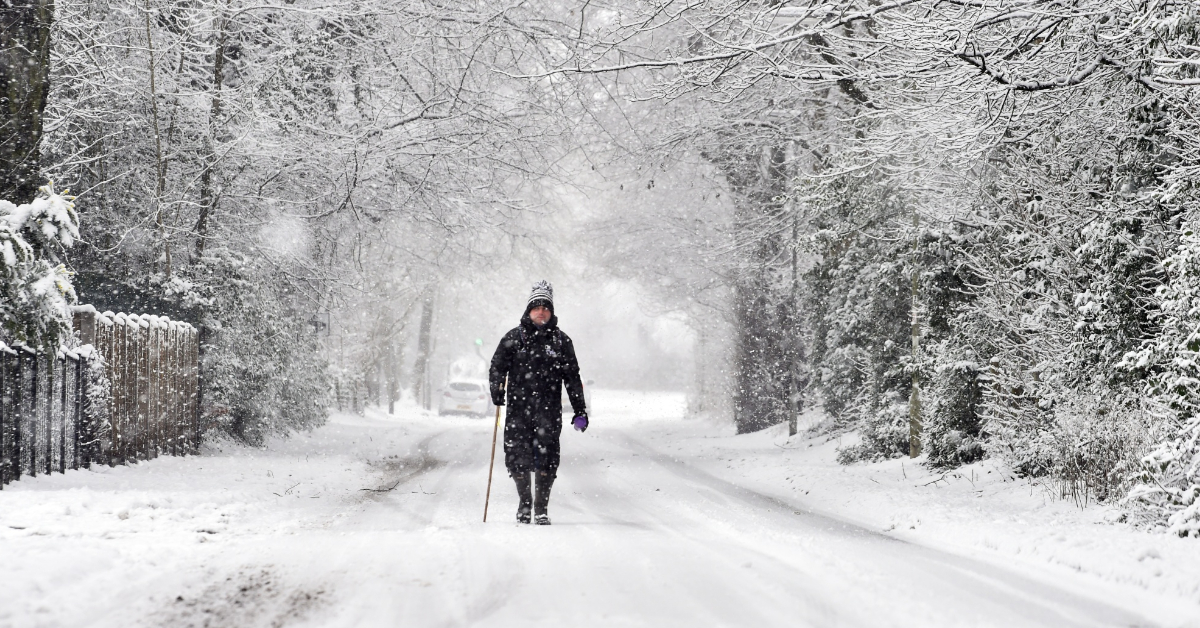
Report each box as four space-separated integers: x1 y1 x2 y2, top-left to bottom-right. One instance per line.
0 307 200 489
0 344 101 487
73 307 200 464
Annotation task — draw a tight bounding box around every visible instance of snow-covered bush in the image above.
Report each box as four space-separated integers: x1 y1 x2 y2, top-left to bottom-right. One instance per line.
1123 223 1200 535
917 227 988 469
835 394 910 464
923 357 986 469
77 345 113 464
175 250 331 446
1049 391 1149 506
0 184 79 351
804 175 913 446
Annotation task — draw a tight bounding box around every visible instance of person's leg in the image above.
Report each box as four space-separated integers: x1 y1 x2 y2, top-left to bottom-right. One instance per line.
533 469 555 524
532 418 562 525
513 471 532 523
504 409 535 523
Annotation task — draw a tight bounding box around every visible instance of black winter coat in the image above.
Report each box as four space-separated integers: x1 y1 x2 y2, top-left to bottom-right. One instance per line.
489 309 586 475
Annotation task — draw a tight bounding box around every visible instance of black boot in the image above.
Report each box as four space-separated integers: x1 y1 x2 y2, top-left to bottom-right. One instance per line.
534 470 555 525
514 472 532 524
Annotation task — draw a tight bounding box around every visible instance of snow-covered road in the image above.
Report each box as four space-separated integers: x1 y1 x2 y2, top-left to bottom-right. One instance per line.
0 392 1186 627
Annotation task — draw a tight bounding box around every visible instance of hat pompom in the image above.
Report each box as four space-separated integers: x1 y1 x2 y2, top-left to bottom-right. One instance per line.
527 280 554 309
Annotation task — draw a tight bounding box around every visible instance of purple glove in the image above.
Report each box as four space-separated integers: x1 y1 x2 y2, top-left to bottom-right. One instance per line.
572 413 588 432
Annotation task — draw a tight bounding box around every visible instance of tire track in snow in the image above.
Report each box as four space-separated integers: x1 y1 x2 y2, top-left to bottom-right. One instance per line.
149 566 327 628
552 434 847 626
361 434 445 499
337 422 527 627
608 427 1157 628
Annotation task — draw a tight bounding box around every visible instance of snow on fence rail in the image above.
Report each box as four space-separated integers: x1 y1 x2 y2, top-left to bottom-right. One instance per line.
0 307 200 489
73 307 200 465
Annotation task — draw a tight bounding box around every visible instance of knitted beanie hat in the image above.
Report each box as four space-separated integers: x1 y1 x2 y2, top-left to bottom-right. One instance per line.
527 280 554 311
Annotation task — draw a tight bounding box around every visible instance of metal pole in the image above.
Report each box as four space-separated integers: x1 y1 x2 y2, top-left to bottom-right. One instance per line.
483 402 502 522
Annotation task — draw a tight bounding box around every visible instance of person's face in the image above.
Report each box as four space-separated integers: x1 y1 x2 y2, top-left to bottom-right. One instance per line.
530 305 551 326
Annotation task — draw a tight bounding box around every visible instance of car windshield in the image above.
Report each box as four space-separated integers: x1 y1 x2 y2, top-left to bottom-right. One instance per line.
449 382 481 392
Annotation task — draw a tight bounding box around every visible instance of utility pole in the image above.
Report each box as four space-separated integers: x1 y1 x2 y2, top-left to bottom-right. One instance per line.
785 139 802 438
412 289 435 411
909 209 922 458
386 338 397 415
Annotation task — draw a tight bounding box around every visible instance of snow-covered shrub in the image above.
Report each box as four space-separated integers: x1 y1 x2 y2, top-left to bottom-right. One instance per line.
924 357 986 469
936 129 1172 495
1049 391 1150 506
0 184 79 350
835 394 910 464
1050 210 1169 506
77 345 112 464
175 250 331 446
918 227 987 469
1123 223 1200 535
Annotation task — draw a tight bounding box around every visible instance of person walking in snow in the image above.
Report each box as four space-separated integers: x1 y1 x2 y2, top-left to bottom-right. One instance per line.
489 280 589 525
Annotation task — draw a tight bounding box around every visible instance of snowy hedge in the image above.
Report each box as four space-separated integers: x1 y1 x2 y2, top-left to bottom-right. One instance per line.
1124 224 1200 536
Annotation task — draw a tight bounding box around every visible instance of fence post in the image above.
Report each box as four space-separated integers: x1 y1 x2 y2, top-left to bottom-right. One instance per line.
58 354 66 474
147 317 158 458
73 354 82 470
112 315 125 464
13 350 23 484
191 326 200 454
153 317 164 457
28 350 38 477
0 347 10 487
43 353 52 476
140 317 151 459
173 323 182 456
97 313 113 466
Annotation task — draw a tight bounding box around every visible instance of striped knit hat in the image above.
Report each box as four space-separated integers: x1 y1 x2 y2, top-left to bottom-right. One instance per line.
527 280 554 311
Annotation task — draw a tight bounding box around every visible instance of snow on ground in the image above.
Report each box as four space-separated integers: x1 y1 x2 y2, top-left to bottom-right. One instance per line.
640 402 1200 619
0 390 1197 627
0 412 437 628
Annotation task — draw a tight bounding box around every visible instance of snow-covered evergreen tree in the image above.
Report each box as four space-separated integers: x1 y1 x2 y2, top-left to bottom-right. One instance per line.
1124 223 1200 535
0 184 79 350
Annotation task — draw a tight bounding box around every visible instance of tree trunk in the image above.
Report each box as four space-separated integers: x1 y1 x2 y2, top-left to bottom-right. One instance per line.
194 13 227 260
386 337 403 414
1 0 53 203
412 291 435 410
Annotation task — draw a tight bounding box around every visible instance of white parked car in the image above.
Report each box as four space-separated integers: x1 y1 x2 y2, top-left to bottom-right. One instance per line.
437 380 492 417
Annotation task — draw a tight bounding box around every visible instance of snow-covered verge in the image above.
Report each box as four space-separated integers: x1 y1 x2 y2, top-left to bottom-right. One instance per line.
0 411 441 628
636 404 1200 611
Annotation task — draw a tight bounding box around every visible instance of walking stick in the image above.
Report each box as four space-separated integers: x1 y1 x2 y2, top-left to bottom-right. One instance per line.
483 399 502 522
